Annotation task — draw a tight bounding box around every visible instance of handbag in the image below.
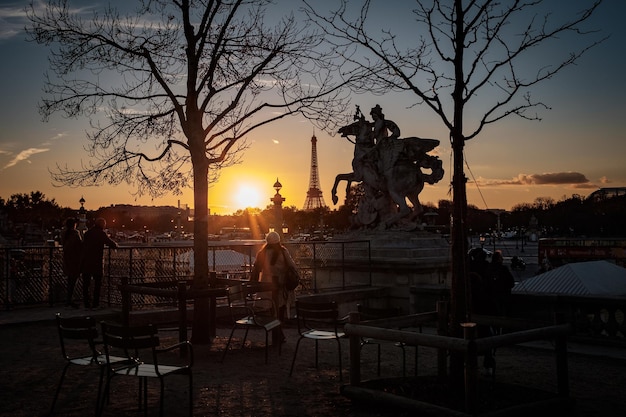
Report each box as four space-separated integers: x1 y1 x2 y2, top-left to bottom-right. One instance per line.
282 249 301 291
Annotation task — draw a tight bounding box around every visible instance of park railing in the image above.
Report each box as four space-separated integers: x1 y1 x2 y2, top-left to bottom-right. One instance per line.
0 239 372 310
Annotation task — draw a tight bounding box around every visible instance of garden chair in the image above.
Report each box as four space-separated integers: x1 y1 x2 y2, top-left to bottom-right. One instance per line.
220 283 282 364
289 300 345 381
51 313 129 416
357 304 417 377
98 321 193 417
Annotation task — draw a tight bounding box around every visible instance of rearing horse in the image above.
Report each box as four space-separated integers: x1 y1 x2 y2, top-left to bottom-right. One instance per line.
331 112 444 228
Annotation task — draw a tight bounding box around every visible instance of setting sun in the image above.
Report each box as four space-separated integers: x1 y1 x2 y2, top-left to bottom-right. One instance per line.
234 184 263 210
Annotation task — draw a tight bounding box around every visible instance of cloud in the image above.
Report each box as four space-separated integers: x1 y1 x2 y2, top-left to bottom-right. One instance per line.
475 172 593 187
0 3 27 41
2 147 50 169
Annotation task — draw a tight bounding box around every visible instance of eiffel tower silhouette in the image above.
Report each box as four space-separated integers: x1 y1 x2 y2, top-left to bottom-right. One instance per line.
302 134 327 210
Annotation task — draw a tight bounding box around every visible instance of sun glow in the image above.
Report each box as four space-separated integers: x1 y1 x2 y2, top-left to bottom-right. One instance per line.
234 184 263 210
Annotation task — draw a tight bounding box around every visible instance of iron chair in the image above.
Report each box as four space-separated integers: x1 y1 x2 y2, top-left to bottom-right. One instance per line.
98 321 194 417
221 283 282 364
289 300 345 381
51 313 128 416
357 304 417 377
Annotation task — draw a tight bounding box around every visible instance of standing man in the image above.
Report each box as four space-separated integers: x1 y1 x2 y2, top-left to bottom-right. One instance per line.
488 250 515 316
81 218 117 309
61 217 82 308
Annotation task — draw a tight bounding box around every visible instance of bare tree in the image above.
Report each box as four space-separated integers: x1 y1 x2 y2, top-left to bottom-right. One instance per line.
27 0 348 342
304 0 604 384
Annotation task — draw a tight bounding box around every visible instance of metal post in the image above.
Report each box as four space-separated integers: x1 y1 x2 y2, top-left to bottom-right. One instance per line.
121 276 130 326
436 301 448 377
178 281 188 358
348 311 361 385
462 322 478 414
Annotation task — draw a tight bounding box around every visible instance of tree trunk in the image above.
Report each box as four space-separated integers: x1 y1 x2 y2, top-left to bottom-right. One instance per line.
190 153 211 344
449 0 469 394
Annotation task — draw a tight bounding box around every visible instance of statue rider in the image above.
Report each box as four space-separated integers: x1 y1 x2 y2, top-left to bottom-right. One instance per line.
370 104 402 177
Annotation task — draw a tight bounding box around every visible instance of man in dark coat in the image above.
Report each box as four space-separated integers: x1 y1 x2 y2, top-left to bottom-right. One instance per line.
81 218 117 309
61 217 82 308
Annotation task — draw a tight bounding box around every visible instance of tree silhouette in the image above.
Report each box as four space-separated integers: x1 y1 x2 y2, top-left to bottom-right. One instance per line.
27 0 349 342
305 0 605 387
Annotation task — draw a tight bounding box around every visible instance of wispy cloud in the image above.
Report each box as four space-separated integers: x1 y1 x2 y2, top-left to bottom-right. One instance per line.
2 147 50 169
0 2 27 41
0 1 102 41
474 172 594 187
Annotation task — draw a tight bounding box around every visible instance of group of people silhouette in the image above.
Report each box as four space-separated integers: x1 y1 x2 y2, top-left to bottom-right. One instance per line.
468 247 515 375
61 217 118 309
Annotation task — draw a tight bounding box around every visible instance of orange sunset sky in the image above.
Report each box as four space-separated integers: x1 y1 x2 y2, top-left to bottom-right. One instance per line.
0 1 624 215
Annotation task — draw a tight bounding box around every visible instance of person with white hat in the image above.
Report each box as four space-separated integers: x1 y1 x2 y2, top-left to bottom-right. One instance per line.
251 231 297 343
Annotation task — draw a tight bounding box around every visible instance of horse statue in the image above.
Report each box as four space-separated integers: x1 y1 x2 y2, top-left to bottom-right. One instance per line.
331 105 444 229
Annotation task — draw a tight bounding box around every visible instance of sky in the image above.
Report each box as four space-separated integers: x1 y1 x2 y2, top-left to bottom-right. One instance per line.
0 0 625 215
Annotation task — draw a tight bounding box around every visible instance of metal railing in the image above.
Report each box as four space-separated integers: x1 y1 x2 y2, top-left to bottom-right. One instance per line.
0 240 371 310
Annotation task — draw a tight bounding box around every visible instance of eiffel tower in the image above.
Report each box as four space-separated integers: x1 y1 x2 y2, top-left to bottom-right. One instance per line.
302 134 327 210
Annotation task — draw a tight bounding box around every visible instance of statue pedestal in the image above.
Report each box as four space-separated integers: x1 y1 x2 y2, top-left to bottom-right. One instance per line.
312 230 451 313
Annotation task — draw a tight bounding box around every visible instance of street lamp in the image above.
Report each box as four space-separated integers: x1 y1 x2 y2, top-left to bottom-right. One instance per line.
78 196 87 234
270 178 285 239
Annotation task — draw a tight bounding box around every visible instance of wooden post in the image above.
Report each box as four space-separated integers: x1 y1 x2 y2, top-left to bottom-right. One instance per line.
436 301 448 377
462 322 478 415
178 281 188 358
209 271 217 338
121 277 130 326
348 311 361 385
555 334 569 397
553 313 569 397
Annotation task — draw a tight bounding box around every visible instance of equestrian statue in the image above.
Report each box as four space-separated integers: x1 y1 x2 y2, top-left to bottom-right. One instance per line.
332 104 444 230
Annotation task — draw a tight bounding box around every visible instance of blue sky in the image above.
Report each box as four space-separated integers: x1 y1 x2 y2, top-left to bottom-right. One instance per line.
0 0 624 215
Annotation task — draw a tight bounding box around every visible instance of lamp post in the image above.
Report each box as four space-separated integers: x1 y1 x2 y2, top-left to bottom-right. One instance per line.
270 178 285 239
78 196 87 235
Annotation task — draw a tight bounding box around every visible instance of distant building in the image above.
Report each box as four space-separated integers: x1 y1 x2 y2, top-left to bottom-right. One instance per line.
586 187 626 203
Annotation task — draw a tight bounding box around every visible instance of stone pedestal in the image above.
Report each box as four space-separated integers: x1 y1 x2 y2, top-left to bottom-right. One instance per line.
315 230 451 313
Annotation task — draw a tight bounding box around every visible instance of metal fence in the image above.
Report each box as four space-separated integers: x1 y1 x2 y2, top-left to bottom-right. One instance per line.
0 240 371 310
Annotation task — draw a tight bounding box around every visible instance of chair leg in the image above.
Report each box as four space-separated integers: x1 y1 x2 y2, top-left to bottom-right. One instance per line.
414 345 419 376
376 344 381 376
159 378 165 417
97 374 113 417
242 327 250 346
95 366 105 416
289 337 304 376
221 326 237 363
142 377 148 417
314 340 319 368
50 364 70 414
188 372 194 417
336 338 343 381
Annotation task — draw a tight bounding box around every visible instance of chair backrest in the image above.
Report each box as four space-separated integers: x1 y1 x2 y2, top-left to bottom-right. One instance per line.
101 321 160 367
295 300 340 333
226 284 247 306
56 313 99 360
227 283 276 321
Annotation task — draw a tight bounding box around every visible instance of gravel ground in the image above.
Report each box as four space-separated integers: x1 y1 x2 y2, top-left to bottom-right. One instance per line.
1 319 625 417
